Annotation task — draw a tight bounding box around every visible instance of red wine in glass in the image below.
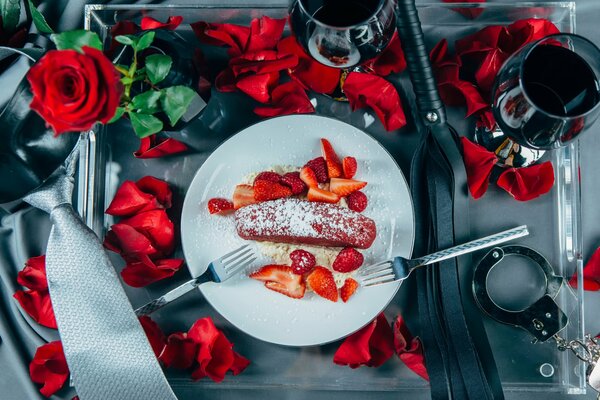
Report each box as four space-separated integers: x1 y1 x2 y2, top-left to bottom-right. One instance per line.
289 0 396 68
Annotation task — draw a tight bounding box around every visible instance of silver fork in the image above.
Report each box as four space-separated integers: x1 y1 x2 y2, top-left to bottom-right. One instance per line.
359 225 529 287
134 244 256 316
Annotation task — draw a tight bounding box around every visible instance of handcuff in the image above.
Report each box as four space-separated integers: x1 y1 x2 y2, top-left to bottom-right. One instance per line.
473 245 600 396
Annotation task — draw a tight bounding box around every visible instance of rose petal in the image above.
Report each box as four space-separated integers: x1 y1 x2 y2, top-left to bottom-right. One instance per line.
343 72 406 131
442 0 485 19
365 32 406 76
254 81 315 117
235 72 279 103
439 80 488 117
230 52 298 77
121 257 184 288
120 210 175 256
246 16 287 53
104 223 159 258
105 181 160 217
141 16 183 31
17 255 47 291
476 108 496 131
277 36 341 94
460 137 498 199
569 247 600 290
136 176 172 209
191 21 250 57
474 48 510 94
14 289 57 329
159 332 198 369
333 313 394 368
507 18 560 52
393 315 429 381
29 341 69 397
134 135 189 159
497 161 555 201
139 316 166 357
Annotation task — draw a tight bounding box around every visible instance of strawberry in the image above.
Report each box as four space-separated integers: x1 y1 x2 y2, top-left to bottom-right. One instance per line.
329 178 367 196
290 249 316 274
342 157 358 179
207 198 234 215
307 187 340 203
232 184 257 209
332 247 364 272
254 171 281 184
321 138 342 178
250 265 306 299
280 172 307 195
253 180 293 201
305 157 328 183
307 266 338 302
346 191 368 212
300 166 319 188
340 278 359 302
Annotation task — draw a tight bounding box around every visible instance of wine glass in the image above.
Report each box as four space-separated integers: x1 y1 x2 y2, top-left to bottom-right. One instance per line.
289 0 396 69
476 34 600 167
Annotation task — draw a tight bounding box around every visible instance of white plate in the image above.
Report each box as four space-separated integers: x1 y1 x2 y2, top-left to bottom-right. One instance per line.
181 115 414 346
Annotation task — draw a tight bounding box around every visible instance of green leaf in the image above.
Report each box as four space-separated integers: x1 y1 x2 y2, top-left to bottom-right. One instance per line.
128 112 163 138
131 90 162 113
28 0 53 33
136 31 155 51
145 54 172 85
107 107 125 124
0 0 21 34
161 86 197 126
51 30 103 52
115 35 136 46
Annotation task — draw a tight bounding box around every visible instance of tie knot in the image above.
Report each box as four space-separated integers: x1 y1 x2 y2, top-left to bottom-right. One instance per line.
24 167 74 214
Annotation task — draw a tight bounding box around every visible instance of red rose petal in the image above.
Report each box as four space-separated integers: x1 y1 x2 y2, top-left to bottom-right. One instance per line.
29 341 69 397
497 161 555 201
230 51 298 77
365 32 406 76
104 223 159 258
343 72 406 131
14 289 57 329
507 18 560 52
17 255 47 291
439 80 488 117
277 36 341 94
476 108 496 131
235 72 279 103
134 135 189 159
139 315 166 357
105 181 159 217
333 313 394 368
120 210 175 256
121 256 184 288
136 176 172 209
460 137 498 199
246 16 287 53
191 21 251 57
569 247 600 291
393 315 429 381
141 16 183 31
254 81 315 117
159 332 198 369
474 49 510 94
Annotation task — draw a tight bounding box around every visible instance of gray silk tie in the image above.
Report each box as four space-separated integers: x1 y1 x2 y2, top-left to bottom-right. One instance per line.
24 145 177 400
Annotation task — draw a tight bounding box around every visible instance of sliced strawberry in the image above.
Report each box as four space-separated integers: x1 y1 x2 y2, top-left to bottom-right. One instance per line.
300 166 319 188
307 266 338 302
332 247 364 272
321 138 342 178
342 157 358 179
346 191 368 212
340 277 359 302
305 157 328 183
329 178 367 196
250 265 306 299
254 171 281 184
207 198 234 215
307 187 340 203
233 184 257 209
290 249 316 274
280 172 307 195
253 180 293 201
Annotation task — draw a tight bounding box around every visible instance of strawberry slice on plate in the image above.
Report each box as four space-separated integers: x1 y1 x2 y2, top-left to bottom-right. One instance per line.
321 138 343 178
300 166 319 188
340 277 359 302
253 180 293 201
332 247 364 272
280 172 307 195
207 198 234 215
250 265 306 299
307 266 338 302
307 187 340 203
329 178 367 196
233 184 257 209
342 156 357 179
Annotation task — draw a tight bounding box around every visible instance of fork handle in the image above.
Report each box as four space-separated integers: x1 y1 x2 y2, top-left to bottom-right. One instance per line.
134 274 208 317
412 225 529 269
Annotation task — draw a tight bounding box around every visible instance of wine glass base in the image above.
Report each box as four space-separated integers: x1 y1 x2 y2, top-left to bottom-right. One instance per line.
474 124 545 168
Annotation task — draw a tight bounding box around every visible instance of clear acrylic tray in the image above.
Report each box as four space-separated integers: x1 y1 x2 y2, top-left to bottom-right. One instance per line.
80 2 585 397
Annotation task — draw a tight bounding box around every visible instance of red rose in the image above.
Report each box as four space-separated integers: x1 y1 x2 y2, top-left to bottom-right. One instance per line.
27 46 123 135
30 341 69 397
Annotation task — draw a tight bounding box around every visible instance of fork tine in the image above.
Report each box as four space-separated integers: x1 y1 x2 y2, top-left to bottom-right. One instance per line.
360 262 393 275
226 257 257 276
225 252 254 272
360 268 393 281
219 244 250 262
361 273 396 287
221 247 253 268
